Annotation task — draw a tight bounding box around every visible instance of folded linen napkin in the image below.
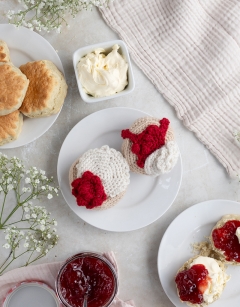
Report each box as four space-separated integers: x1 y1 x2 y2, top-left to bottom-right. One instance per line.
100 0 240 177
0 251 135 307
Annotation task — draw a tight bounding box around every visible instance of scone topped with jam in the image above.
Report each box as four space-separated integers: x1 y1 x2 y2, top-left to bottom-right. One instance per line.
121 117 179 176
175 256 229 307
19 60 68 118
210 215 240 265
69 146 130 210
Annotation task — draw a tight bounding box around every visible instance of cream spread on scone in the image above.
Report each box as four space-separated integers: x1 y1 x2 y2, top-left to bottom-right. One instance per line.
190 256 228 304
236 227 240 244
77 44 128 97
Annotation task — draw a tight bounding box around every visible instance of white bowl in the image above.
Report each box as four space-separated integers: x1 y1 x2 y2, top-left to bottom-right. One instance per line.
72 40 135 103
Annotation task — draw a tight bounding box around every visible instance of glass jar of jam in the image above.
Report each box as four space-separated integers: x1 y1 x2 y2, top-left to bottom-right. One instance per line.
56 252 118 307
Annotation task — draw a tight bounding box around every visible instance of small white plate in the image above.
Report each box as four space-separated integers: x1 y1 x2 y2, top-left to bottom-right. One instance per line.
158 199 240 307
73 40 135 103
3 281 62 307
57 107 182 232
0 24 64 148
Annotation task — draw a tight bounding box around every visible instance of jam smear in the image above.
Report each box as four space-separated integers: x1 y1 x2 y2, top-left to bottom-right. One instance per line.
60 256 115 307
212 220 240 262
175 264 210 304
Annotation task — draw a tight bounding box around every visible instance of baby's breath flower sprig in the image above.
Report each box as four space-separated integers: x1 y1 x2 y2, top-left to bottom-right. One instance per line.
0 153 58 275
7 0 113 33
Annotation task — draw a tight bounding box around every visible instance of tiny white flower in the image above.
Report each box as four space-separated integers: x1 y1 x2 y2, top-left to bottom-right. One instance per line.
41 186 46 190
47 194 53 199
40 220 45 225
25 214 30 219
40 225 45 231
32 213 37 218
36 247 41 252
22 187 27 192
35 179 40 184
47 234 51 239
3 243 10 249
7 184 13 191
25 177 31 183
24 242 29 248
53 221 57 226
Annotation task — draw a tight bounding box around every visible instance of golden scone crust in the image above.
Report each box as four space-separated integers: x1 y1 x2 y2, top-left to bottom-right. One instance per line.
19 60 68 118
175 256 228 307
0 40 10 62
210 214 240 265
0 110 23 145
69 159 125 210
121 117 175 175
0 63 29 116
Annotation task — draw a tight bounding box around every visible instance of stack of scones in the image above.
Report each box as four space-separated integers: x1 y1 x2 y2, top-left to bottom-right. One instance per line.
0 39 68 146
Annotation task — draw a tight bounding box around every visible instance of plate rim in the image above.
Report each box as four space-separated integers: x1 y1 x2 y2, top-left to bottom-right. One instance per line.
57 106 183 232
0 24 65 149
157 198 240 307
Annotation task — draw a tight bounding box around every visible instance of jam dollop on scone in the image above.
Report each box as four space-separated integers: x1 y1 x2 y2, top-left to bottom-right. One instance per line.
121 117 179 176
175 256 229 307
69 146 130 210
210 215 240 265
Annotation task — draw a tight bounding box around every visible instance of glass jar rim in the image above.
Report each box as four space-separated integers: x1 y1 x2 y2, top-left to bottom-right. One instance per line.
55 251 118 307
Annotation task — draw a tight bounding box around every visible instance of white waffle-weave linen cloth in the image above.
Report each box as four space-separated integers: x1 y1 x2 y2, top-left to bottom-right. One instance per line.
100 0 240 177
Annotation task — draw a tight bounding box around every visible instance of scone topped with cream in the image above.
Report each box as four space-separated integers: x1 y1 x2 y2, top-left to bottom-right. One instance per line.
69 146 130 210
210 215 240 265
77 44 128 98
19 60 67 118
121 117 179 176
175 256 229 307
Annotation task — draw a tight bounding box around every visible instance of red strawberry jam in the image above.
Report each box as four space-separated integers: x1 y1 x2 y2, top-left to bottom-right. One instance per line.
212 220 240 262
175 264 210 304
59 256 116 307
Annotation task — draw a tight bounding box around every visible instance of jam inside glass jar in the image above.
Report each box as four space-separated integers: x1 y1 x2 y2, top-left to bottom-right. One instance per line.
56 252 118 307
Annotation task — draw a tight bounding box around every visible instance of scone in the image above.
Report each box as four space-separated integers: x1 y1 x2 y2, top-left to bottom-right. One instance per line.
0 40 10 62
19 60 68 118
175 256 229 307
0 62 29 116
69 145 130 210
0 110 23 145
121 117 179 176
210 215 240 265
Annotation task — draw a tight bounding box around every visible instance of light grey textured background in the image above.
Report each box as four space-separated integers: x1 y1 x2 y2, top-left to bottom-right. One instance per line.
0 1 239 306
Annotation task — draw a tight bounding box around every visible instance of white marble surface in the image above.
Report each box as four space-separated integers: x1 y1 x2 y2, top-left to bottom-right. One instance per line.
0 2 240 307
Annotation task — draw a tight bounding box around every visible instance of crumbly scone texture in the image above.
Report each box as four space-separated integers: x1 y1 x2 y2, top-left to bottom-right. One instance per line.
121 117 174 175
19 60 68 118
0 40 10 62
0 110 23 145
69 159 125 210
0 62 29 116
175 256 228 307
210 214 240 266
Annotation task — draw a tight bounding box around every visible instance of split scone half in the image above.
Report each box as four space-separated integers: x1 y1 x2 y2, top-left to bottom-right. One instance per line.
19 60 68 118
69 145 130 210
121 117 179 176
0 40 11 63
0 62 29 116
0 110 23 146
175 256 229 307
210 214 240 265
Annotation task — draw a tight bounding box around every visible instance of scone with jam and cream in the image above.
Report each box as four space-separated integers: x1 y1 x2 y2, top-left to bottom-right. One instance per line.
121 117 179 176
210 215 240 265
175 256 229 307
69 146 130 210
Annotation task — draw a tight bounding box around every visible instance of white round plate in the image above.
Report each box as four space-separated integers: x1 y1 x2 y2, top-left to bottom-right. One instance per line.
57 107 182 232
3 281 61 307
158 199 240 307
0 24 64 148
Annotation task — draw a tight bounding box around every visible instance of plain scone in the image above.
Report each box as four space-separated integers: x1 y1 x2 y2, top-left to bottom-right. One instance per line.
0 110 23 145
0 40 10 62
175 256 228 307
210 214 240 265
0 62 29 116
19 60 68 118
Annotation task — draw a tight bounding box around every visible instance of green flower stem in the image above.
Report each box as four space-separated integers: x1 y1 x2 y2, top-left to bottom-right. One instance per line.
0 250 29 275
0 193 7 226
1 203 21 227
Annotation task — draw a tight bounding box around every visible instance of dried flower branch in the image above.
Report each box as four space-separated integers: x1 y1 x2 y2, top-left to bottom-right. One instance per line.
0 153 58 275
7 0 113 33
